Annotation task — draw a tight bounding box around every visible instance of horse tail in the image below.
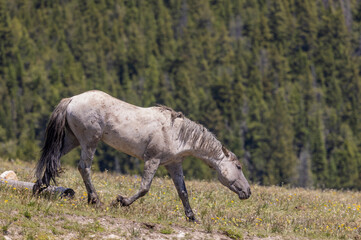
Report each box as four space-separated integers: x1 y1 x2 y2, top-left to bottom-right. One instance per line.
33 98 72 194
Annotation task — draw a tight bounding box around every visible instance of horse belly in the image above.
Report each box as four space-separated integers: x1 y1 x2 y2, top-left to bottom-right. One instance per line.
101 126 148 160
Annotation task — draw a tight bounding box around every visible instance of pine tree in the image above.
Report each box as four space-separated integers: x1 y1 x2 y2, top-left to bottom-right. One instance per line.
329 124 359 189
266 90 297 185
309 111 328 188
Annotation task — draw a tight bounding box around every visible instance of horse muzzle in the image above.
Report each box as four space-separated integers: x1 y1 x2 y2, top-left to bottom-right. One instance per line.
230 181 251 200
238 187 251 200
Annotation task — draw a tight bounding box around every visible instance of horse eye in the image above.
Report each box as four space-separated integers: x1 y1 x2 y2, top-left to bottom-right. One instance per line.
236 164 241 170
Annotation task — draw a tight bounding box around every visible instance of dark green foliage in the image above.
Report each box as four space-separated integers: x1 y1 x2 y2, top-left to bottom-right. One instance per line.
0 0 361 188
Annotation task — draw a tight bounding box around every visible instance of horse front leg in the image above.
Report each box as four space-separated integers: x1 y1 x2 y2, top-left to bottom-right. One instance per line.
165 162 197 222
112 158 160 206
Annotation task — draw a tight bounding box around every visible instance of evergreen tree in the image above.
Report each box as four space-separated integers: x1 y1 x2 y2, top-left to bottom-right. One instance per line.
309 111 328 187
0 0 360 188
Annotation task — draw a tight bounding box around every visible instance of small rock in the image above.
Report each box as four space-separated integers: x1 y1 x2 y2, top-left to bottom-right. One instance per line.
177 231 185 238
0 171 18 181
104 234 121 239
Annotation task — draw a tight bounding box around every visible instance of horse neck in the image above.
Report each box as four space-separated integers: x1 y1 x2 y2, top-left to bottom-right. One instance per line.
188 146 223 171
175 117 224 169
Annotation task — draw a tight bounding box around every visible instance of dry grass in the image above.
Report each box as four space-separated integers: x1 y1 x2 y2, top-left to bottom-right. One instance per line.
0 159 361 239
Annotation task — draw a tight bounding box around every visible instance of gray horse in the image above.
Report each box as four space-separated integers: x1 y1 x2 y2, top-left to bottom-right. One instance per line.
33 90 251 221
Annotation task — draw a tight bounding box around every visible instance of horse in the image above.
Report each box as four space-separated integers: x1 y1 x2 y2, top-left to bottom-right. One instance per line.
33 90 251 221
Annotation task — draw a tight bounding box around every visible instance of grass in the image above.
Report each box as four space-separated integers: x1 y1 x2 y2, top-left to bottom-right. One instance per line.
159 226 173 234
0 159 361 239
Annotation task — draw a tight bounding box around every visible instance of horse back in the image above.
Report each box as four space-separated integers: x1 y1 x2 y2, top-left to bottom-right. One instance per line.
66 91 178 161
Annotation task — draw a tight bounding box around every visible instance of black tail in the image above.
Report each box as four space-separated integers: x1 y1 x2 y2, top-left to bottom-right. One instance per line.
33 98 72 194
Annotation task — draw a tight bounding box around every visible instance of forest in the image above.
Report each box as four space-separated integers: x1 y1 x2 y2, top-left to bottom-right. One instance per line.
1 0 361 189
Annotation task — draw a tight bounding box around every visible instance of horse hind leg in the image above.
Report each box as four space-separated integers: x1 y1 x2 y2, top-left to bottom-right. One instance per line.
78 143 102 207
66 113 102 206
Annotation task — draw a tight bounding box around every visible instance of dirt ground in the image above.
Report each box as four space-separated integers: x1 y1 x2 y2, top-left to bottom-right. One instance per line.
0 213 284 240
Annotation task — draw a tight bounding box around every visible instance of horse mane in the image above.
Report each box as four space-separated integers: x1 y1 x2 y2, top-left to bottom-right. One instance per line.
178 118 223 158
156 105 223 159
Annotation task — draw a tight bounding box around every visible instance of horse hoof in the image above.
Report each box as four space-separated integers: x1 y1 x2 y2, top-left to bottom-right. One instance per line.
88 195 101 206
111 195 127 207
188 217 200 224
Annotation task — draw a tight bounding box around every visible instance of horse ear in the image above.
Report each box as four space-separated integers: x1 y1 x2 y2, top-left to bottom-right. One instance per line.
222 145 230 157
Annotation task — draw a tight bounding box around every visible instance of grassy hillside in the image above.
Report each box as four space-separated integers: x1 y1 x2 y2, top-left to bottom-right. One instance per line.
0 159 360 240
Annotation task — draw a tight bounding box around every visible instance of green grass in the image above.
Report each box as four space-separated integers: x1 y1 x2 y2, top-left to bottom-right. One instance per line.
159 226 173 234
1 159 361 239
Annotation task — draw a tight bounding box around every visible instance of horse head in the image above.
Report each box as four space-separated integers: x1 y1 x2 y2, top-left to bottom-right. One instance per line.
217 146 251 200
